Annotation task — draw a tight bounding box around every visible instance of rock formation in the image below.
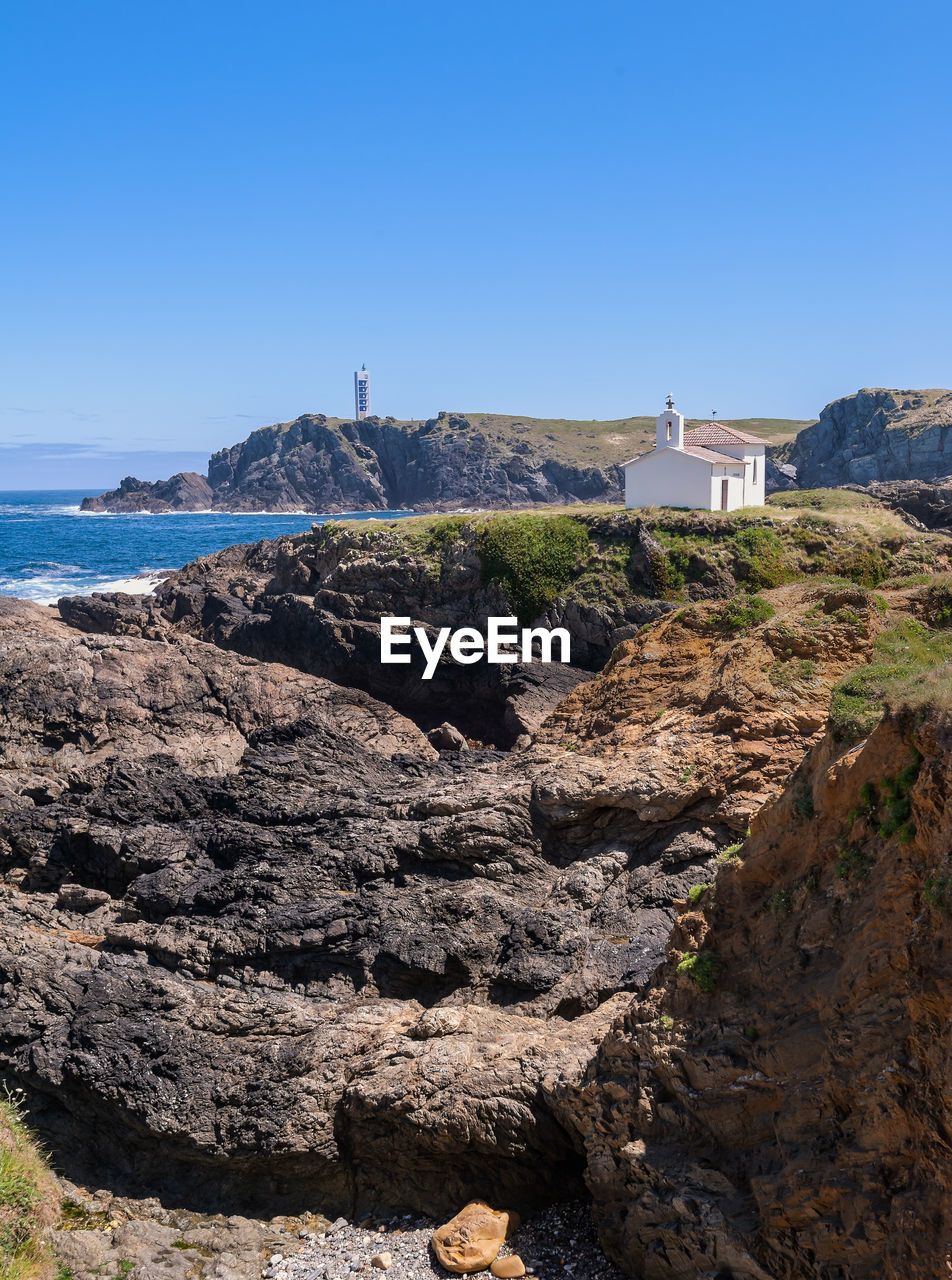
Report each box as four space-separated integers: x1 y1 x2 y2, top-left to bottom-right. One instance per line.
80 471 214 513
4 500 952 1277
81 414 622 514
568 710 952 1279
788 387 952 488
0 573 871 1225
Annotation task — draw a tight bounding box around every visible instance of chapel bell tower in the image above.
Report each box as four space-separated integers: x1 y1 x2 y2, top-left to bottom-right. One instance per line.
656 393 684 449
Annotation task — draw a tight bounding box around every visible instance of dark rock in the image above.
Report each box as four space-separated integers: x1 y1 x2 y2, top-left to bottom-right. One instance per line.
862 476 952 529
789 387 952 487
81 472 214 513
82 416 621 514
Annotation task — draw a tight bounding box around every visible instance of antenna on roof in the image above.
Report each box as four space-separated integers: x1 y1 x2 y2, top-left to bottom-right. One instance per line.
712 409 717 419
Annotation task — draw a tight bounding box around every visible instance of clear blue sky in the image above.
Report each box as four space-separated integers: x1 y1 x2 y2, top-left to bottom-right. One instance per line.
2 0 950 487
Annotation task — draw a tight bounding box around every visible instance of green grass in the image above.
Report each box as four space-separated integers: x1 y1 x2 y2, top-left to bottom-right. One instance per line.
476 513 590 622
319 501 952 622
676 950 721 993
712 595 776 632
830 619 952 741
687 882 711 906
0 1087 58 1280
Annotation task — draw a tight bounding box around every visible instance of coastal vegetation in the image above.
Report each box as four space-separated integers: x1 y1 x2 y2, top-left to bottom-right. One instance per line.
331 487 952 622
0 1088 58 1280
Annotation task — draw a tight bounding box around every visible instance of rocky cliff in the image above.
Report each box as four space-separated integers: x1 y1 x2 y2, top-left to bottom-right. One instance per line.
789 387 952 488
81 414 622 513
81 408 811 515
5 502 952 1276
570 706 952 1280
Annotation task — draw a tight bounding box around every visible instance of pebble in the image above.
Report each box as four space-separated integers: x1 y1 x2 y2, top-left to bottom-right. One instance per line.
262 1203 627 1280
370 1252 392 1270
491 1256 526 1278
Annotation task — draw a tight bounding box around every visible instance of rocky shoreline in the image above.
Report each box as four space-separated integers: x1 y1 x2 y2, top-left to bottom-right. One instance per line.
4 497 952 1277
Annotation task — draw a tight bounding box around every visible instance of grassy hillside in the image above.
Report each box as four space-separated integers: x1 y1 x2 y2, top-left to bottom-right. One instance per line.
313 411 812 469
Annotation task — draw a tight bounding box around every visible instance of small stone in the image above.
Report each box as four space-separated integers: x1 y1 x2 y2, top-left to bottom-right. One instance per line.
491 1258 527 1279
432 1202 509 1274
370 1253 392 1270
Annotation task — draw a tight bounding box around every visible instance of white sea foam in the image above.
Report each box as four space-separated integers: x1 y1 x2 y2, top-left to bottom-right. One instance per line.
8 571 170 607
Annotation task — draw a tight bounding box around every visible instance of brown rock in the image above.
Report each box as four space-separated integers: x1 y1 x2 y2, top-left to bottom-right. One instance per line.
491 1256 526 1278
431 1202 508 1274
370 1252 392 1270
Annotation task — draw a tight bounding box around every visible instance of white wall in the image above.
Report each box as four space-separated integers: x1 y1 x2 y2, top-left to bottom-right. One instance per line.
710 444 766 508
625 449 717 510
708 466 747 512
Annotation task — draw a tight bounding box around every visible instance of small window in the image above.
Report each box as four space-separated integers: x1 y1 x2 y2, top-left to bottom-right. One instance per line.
753 456 758 483
666 420 672 441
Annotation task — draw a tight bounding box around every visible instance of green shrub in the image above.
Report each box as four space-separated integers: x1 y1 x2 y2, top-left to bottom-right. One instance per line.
767 887 793 915
716 842 744 864
477 514 590 623
924 576 952 627
836 844 873 880
714 595 775 632
793 789 815 820
687 882 712 906
825 544 888 587
924 868 952 912
677 949 721 993
731 527 790 590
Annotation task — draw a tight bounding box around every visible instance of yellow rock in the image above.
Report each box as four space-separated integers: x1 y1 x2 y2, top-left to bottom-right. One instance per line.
491 1255 526 1278
431 1202 509 1274
371 1252 392 1270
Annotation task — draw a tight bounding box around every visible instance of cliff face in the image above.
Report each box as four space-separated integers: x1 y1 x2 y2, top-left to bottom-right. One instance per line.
570 710 952 1279
0 574 870 1221
789 388 952 488
82 414 622 513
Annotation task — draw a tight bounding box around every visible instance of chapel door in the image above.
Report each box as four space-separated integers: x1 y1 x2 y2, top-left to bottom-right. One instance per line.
721 478 729 511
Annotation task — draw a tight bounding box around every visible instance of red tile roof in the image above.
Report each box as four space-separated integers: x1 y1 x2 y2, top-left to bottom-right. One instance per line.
684 422 768 447
682 445 741 464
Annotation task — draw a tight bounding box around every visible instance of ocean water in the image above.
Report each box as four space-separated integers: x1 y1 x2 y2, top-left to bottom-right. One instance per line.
0 490 414 604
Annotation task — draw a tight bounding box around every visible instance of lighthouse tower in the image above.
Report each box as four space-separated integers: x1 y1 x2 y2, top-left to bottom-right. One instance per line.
354 365 370 420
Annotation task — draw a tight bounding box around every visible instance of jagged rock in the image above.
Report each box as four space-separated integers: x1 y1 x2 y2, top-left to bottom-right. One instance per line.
81 471 214 513
431 1202 508 1273
789 387 952 487
563 711 952 1280
862 476 952 528
82 415 621 514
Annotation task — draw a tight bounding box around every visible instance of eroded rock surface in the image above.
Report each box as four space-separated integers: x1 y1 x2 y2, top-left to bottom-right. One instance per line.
81 414 621 514
567 712 952 1279
789 387 952 488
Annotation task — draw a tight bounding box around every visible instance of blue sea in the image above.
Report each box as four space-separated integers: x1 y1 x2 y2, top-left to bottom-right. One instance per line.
0 491 414 604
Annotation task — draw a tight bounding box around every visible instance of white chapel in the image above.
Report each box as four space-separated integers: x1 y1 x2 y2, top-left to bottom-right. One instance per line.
624 396 767 512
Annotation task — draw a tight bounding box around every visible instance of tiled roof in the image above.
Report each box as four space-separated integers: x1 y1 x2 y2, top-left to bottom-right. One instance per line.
684 422 768 446
682 445 741 464
623 444 740 468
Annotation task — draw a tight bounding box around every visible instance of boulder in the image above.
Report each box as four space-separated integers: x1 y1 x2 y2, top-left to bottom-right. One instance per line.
431 1202 508 1274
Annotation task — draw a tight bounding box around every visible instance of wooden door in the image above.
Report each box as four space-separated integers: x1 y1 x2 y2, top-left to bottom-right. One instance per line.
721 478 729 511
